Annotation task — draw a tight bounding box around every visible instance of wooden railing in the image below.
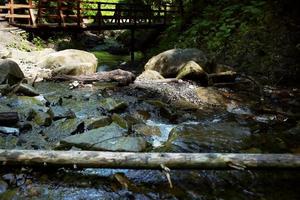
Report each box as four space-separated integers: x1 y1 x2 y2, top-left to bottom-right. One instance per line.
0 0 180 29
0 0 35 24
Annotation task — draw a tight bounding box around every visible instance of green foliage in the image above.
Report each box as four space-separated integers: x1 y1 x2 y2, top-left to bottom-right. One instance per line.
152 0 266 53
82 0 121 18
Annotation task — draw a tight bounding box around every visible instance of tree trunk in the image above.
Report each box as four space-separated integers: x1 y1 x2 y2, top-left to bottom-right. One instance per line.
0 150 299 170
0 112 19 126
51 69 135 86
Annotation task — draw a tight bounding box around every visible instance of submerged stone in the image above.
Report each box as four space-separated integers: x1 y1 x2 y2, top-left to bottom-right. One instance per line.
60 123 146 152
165 122 251 152
99 98 128 112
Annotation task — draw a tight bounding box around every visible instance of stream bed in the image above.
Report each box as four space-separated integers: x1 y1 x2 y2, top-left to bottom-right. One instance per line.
0 79 299 200
0 48 300 200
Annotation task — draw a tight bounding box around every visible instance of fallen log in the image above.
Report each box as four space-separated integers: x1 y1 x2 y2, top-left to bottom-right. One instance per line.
51 69 135 86
0 112 19 126
0 150 299 170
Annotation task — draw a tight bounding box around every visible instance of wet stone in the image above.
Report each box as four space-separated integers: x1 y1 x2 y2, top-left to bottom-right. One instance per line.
16 83 39 96
84 116 112 130
48 106 76 121
44 118 84 146
165 122 251 153
0 127 20 136
28 109 52 127
112 113 128 129
59 123 146 152
99 98 128 112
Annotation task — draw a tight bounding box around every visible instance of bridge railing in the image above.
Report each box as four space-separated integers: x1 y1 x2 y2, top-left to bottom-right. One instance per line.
0 0 179 29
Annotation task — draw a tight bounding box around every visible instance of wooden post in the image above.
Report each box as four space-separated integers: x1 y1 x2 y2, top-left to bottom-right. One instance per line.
28 0 36 26
9 0 14 23
57 0 65 27
0 150 299 170
76 0 81 27
36 0 43 25
164 3 167 25
97 2 102 27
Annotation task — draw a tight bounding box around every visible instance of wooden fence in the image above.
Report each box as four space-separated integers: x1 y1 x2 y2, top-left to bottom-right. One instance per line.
0 0 179 30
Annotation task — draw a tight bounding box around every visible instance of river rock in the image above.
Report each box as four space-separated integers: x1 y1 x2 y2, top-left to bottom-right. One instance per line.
0 127 20 136
176 61 208 85
45 118 84 145
59 123 146 152
195 87 226 106
84 116 112 130
0 59 25 85
144 48 207 77
28 109 52 127
112 113 128 129
48 106 76 121
37 49 98 76
100 98 128 112
135 70 165 82
9 96 47 114
133 124 161 136
165 122 251 152
16 83 39 96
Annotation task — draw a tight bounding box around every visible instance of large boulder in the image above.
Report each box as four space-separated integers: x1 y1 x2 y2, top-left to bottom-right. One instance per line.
0 59 25 85
176 61 208 85
37 49 98 76
144 48 207 77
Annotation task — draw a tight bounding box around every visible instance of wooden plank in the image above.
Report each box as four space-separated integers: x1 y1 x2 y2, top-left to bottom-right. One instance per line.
76 0 81 27
0 150 299 170
5 14 30 19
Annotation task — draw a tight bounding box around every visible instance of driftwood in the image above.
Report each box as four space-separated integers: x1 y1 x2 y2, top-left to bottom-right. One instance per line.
0 150 299 170
51 69 136 86
0 112 19 126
